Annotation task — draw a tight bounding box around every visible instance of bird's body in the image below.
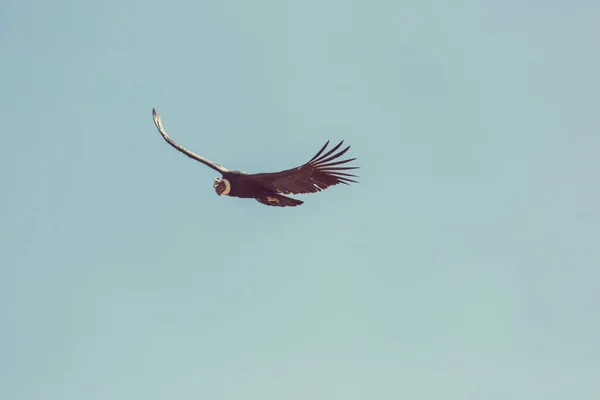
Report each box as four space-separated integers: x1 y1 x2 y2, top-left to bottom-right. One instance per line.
151 108 358 207
216 171 304 207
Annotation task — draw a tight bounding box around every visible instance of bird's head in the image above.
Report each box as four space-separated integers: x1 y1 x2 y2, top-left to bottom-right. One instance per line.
213 177 231 196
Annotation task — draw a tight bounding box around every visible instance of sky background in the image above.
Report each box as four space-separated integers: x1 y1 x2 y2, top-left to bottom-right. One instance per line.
1 0 599 399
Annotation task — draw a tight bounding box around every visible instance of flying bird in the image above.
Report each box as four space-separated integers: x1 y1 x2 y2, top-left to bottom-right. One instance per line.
151 108 359 207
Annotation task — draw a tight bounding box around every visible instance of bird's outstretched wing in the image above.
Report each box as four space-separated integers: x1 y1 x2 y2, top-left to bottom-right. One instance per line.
248 141 359 195
152 108 229 173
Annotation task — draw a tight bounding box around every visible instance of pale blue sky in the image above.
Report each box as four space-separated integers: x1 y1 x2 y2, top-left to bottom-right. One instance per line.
1 1 599 399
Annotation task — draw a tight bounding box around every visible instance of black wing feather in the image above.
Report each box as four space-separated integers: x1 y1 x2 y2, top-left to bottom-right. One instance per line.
247 141 359 195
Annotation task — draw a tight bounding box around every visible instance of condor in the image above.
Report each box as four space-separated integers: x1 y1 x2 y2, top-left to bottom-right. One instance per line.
152 108 359 207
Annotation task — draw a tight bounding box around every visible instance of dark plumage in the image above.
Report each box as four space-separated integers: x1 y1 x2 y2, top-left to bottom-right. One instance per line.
152 108 359 207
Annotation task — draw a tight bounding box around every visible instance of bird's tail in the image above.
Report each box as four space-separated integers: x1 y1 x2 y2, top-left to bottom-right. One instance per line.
256 194 303 207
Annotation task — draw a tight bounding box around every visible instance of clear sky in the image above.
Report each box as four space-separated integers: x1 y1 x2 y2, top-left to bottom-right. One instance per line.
1 1 599 399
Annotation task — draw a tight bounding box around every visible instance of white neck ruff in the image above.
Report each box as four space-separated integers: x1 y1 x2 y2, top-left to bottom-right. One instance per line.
221 178 231 195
